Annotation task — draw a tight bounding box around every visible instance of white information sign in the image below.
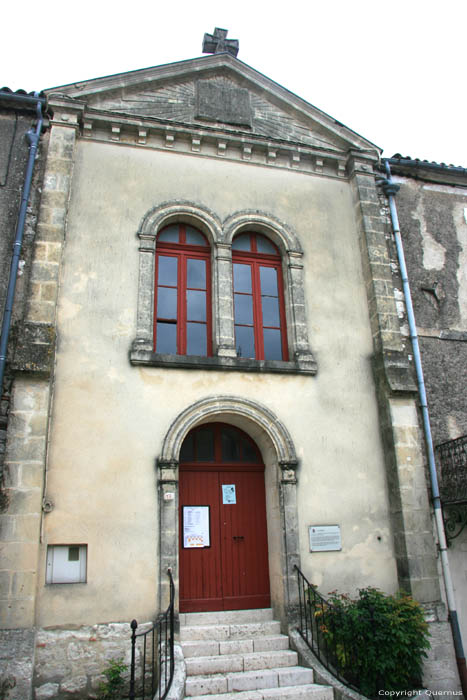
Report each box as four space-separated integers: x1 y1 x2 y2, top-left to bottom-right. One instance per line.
222 484 236 504
183 506 210 548
309 525 342 552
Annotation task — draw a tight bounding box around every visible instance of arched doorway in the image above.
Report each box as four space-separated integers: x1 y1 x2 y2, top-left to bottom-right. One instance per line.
179 422 270 612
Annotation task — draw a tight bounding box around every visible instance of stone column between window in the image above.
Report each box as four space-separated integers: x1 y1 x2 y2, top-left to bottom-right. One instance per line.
133 231 156 352
214 242 237 357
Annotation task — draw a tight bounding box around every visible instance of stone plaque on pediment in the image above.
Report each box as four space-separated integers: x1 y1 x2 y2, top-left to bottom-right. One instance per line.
196 80 252 127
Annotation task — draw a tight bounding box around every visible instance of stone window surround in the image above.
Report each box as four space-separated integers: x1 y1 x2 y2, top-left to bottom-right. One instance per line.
130 201 317 375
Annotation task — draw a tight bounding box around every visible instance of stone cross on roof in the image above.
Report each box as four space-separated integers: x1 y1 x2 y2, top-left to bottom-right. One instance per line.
202 28 239 57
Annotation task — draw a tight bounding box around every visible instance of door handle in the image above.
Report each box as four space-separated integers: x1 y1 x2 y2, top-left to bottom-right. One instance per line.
233 535 244 540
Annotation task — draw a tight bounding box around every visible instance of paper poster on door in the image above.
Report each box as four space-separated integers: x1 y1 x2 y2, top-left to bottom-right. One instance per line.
222 484 236 504
183 506 210 548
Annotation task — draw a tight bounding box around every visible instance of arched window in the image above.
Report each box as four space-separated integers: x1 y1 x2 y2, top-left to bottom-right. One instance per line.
154 223 212 356
180 422 262 465
232 232 288 361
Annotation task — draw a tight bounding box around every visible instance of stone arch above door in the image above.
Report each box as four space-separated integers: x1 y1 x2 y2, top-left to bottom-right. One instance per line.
160 395 298 468
157 395 301 625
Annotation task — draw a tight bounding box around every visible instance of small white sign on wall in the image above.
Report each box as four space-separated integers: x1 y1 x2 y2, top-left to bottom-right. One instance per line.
309 525 342 552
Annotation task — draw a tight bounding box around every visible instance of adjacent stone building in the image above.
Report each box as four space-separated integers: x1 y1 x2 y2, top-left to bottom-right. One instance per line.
388 155 467 661
0 35 465 699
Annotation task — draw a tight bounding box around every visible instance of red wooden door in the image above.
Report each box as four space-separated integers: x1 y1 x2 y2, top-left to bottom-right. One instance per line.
179 424 270 612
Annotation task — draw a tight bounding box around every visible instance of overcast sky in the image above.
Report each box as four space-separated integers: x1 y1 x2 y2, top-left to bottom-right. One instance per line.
3 0 466 167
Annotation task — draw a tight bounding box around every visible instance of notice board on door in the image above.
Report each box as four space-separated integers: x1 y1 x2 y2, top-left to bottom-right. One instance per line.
183 506 210 548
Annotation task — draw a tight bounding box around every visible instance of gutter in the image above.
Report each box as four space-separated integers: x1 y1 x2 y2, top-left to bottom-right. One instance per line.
379 160 467 696
0 93 45 392
0 89 47 112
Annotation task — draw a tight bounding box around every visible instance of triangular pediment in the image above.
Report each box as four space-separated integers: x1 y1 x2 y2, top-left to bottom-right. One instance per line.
47 55 379 155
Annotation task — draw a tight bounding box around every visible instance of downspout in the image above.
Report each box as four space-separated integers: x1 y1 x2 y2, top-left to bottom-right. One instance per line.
380 160 467 695
0 94 44 392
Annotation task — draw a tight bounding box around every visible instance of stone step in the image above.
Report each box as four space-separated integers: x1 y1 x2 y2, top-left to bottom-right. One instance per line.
180 620 281 642
180 608 273 627
181 610 332 700
185 666 317 696
182 634 289 658
190 685 334 700
186 649 298 676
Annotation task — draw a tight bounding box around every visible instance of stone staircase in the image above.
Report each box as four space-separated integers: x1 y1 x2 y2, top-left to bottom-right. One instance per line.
179 607 333 699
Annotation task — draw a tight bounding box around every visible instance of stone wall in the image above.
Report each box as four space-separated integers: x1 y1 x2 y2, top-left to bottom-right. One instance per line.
0 628 35 700
0 107 47 481
392 174 467 445
33 622 142 699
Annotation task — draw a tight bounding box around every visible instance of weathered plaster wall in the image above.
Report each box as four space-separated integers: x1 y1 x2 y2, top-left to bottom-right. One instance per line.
36 140 398 633
394 177 467 444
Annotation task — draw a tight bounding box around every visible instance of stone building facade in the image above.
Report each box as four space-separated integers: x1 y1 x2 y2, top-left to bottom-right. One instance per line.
0 47 464 698
388 156 467 667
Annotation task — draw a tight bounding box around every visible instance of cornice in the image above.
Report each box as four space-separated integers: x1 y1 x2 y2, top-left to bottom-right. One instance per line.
77 108 379 179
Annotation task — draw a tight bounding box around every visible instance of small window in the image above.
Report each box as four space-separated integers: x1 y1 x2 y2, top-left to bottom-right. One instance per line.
180 423 262 465
46 545 87 584
232 233 288 361
154 224 212 357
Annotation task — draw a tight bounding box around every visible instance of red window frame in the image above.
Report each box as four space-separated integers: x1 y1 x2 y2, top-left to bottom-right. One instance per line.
179 422 264 471
154 224 212 356
232 233 288 361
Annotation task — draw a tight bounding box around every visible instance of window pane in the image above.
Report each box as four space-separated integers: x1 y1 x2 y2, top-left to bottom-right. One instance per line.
232 233 251 251
68 546 80 562
262 296 280 327
158 226 179 243
187 258 206 288
187 322 207 356
221 427 241 462
256 235 277 254
156 322 177 354
180 433 194 461
185 226 207 246
157 256 178 286
196 428 214 461
157 287 177 319
235 325 255 358
242 437 260 463
263 328 283 360
234 294 253 325
259 266 278 295
233 263 252 293
187 290 206 321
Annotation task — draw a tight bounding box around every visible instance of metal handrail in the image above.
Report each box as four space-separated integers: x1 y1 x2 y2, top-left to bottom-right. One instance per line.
295 565 374 695
129 568 175 700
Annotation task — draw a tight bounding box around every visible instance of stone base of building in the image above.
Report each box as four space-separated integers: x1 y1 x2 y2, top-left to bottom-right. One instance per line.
1 622 150 700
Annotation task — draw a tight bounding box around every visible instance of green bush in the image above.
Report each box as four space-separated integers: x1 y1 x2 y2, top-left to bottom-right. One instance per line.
312 587 430 697
97 658 128 700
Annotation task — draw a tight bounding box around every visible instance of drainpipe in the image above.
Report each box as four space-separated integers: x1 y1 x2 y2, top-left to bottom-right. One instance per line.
380 160 467 695
0 94 44 392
